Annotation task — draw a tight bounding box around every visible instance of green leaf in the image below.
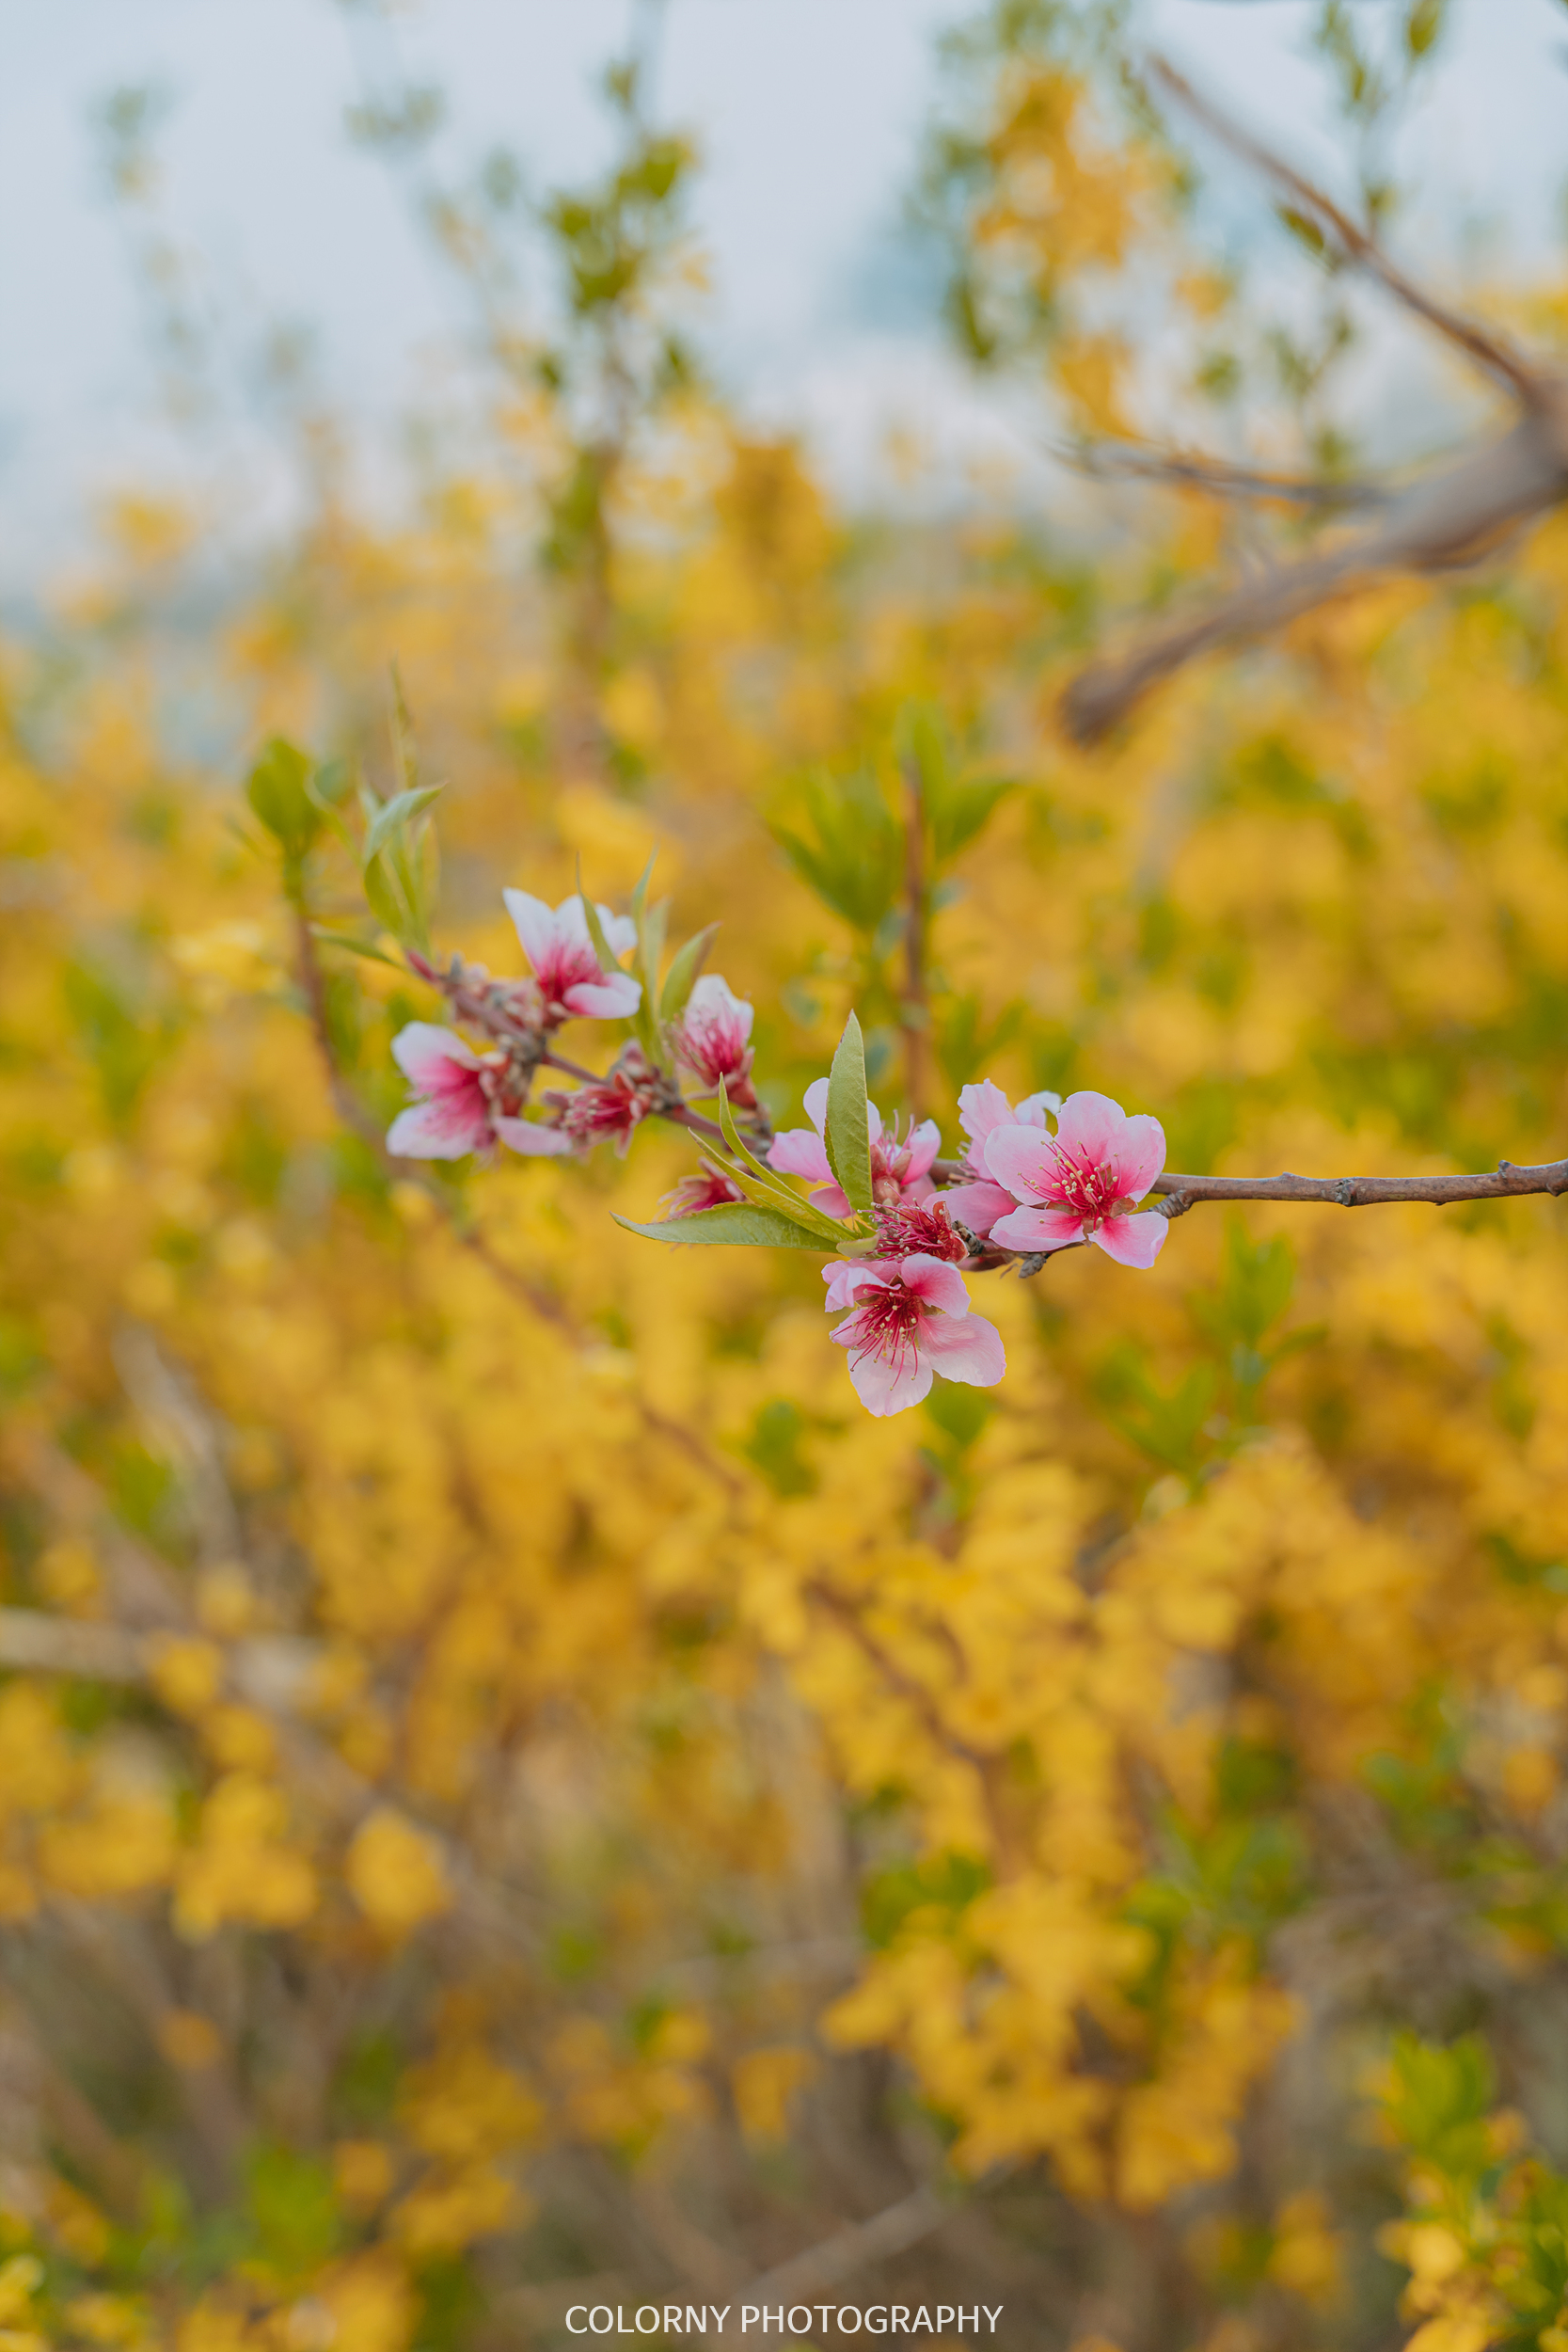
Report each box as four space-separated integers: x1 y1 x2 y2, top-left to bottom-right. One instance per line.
361 784 443 869
362 857 409 945
633 893 670 1061
246 738 319 866
311 928 404 971
660 923 719 1022
713 1084 858 1244
575 858 621 978
768 767 902 934
309 757 352 806
824 1012 874 1216
629 850 657 929
613 1204 832 1249
388 662 419 794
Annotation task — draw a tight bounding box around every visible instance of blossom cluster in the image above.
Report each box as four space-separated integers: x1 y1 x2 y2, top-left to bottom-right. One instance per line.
388 885 1168 1415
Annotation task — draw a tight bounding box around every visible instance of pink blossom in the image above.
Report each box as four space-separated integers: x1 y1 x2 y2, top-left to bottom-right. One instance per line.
938 1080 1061 1239
673 976 756 1102
984 1089 1167 1268
388 1024 572 1160
502 890 641 1022
825 1254 1006 1416
660 1166 746 1218
388 1025 499 1158
545 1048 668 1157
768 1078 941 1220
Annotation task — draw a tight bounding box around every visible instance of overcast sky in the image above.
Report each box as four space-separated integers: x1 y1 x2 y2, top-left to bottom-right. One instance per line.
2 0 1564 584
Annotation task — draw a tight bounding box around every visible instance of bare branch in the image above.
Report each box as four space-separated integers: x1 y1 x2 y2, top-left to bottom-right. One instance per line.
736 2185 951 2304
1061 415 1568 743
1147 1156 1568 1213
948 1153 1568 1279
1057 61 1568 743
1069 437 1388 510
1148 55 1543 405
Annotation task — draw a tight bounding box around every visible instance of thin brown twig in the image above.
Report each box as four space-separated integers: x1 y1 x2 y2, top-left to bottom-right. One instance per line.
1147 1157 1568 1213
735 2183 952 2305
1059 61 1568 745
1069 437 1388 510
946 1155 1568 1276
900 752 928 1120
803 1581 1018 1868
1148 55 1541 404
296 907 745 1494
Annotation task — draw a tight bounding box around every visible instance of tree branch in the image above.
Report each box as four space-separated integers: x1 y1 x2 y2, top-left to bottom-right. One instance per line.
736 2185 951 2305
947 1154 1568 1278
900 753 929 1119
1059 62 1568 745
1146 1156 1568 1212
1148 55 1542 404
1069 437 1388 510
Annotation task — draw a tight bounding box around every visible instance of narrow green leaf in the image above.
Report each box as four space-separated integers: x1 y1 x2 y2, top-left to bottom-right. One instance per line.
613 1204 831 1249
310 757 352 806
824 1012 874 1216
311 927 404 970
246 738 319 862
629 850 657 929
362 858 410 944
720 1157 852 1246
633 894 670 1061
708 1092 855 1245
659 923 718 1022
388 662 418 794
362 784 443 869
576 857 621 978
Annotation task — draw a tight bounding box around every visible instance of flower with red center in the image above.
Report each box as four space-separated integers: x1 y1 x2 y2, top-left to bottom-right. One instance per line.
659 1166 747 1218
502 890 641 1022
768 1078 942 1219
825 1254 1006 1416
871 1199 968 1263
673 975 756 1103
937 1080 1061 1239
549 1049 667 1156
984 1089 1167 1267
388 1024 574 1159
387 1025 500 1158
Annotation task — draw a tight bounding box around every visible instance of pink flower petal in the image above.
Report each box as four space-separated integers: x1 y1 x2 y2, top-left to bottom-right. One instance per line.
919 1311 1006 1388
982 1124 1062 1203
502 889 557 976
903 1120 942 1182
687 974 754 1043
562 974 641 1020
833 1326 934 1416
388 1101 488 1159
493 1116 574 1157
595 905 638 959
801 1077 831 1136
937 1180 1014 1239
1111 1112 1166 1201
1091 1213 1167 1269
810 1182 854 1220
1014 1090 1059 1126
897 1255 971 1315
990 1205 1086 1251
768 1129 833 1184
1053 1090 1130 1168
823 1260 881 1311
391 1022 482 1087
958 1080 1016 1150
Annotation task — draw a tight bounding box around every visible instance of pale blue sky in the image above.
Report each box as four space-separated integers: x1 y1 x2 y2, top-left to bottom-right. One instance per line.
1 0 1563 582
